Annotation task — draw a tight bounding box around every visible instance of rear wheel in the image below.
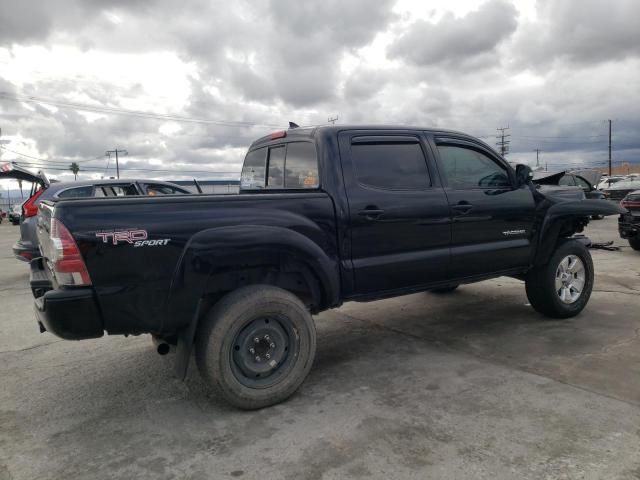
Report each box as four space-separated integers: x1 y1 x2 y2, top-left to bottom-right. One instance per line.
629 237 640 251
195 285 316 410
525 240 594 318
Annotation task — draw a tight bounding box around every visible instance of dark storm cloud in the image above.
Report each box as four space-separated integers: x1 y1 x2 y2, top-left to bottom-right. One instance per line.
388 0 518 68
514 0 640 68
1 0 639 179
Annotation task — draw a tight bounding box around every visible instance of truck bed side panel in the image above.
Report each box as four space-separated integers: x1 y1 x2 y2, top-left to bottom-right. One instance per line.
53 192 337 334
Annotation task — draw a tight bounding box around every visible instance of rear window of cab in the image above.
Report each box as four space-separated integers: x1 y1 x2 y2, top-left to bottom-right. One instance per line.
240 142 319 191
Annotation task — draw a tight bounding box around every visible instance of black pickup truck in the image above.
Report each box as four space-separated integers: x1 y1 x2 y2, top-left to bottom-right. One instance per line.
32 125 622 409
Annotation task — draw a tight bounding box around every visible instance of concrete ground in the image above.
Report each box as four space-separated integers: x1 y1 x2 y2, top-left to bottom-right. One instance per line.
0 216 639 480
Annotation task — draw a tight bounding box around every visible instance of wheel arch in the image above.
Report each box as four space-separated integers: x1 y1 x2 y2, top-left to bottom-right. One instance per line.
533 199 623 266
163 224 340 334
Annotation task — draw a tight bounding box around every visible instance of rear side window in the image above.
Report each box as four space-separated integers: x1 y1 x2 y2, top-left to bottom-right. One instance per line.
437 145 511 189
351 140 430 190
57 186 94 198
242 142 318 190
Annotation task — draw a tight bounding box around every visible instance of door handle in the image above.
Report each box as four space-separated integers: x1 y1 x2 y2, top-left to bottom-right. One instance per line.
357 208 384 219
452 202 473 214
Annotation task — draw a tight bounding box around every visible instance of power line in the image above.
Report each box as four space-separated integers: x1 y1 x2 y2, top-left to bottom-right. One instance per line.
12 161 240 175
0 145 101 163
0 91 284 129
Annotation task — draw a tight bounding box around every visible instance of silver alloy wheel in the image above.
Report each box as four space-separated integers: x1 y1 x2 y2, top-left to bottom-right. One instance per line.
555 254 586 304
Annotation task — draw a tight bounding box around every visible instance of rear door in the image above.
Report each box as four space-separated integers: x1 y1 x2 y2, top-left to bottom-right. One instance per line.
338 131 451 294
431 136 536 278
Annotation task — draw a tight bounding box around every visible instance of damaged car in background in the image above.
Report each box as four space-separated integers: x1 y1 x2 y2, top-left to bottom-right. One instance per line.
619 189 640 251
0 162 190 262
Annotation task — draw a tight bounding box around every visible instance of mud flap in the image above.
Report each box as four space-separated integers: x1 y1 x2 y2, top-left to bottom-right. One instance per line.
174 299 203 380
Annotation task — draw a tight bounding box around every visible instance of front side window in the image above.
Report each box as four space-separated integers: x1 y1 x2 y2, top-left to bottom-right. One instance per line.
351 140 430 190
57 186 94 198
437 145 511 189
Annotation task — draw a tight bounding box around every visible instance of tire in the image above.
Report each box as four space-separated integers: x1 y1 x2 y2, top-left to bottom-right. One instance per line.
591 214 604 220
195 285 316 410
525 239 594 319
629 237 640 251
430 284 459 294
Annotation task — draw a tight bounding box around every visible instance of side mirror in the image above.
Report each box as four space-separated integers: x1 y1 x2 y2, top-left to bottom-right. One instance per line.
515 164 533 187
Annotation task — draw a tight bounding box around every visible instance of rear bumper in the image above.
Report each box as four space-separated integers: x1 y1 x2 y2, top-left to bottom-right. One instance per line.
31 262 104 340
13 239 38 262
619 213 639 239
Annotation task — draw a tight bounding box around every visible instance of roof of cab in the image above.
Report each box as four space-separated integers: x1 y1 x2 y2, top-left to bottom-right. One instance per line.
248 124 487 151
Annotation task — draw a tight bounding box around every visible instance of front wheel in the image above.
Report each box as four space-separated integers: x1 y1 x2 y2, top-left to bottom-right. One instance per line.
195 285 316 409
525 240 594 318
629 237 640 251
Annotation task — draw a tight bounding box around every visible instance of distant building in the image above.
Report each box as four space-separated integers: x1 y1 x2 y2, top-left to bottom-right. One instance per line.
171 179 240 195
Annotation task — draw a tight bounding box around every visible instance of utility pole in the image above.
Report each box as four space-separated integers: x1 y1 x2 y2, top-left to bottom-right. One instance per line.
105 148 128 179
608 119 612 176
496 126 510 157
328 114 339 125
534 149 541 168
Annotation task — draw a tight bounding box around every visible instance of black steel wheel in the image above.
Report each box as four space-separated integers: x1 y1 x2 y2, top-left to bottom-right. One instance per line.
196 285 316 409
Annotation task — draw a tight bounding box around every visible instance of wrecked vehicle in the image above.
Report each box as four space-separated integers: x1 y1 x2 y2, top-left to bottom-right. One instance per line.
619 190 640 251
31 125 624 409
533 170 607 219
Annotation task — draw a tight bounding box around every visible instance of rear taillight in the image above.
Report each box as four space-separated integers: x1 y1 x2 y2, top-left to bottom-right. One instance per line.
50 218 92 286
22 188 45 217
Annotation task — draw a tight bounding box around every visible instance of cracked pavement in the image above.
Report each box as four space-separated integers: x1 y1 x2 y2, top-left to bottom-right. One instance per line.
1 216 639 480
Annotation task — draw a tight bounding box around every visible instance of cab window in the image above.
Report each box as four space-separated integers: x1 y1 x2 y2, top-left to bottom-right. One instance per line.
240 148 267 189
351 140 430 190
242 142 318 191
437 145 511 189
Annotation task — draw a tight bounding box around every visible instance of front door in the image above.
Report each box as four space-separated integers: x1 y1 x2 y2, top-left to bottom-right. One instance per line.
431 137 536 278
338 131 451 295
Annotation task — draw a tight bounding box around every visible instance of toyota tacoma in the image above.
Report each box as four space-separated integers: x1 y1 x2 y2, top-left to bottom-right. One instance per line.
31 125 623 409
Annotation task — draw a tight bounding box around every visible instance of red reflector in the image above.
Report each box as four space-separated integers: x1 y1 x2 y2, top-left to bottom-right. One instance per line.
23 188 45 217
270 130 287 140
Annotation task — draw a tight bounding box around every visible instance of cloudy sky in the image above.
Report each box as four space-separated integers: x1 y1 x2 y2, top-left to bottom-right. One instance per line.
0 0 639 188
